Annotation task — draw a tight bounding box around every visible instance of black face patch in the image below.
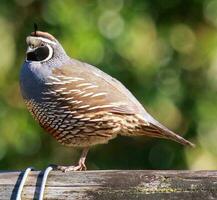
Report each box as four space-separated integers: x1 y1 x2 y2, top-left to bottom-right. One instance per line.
26 46 51 61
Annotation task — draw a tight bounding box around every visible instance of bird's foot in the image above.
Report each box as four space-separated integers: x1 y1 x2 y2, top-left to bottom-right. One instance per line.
57 164 86 172
56 157 87 172
52 147 89 172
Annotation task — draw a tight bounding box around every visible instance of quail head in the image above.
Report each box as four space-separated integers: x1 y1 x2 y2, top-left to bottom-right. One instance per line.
20 31 194 171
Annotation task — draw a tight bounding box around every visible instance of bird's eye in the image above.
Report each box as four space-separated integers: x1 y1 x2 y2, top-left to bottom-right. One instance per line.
41 43 45 47
30 44 34 49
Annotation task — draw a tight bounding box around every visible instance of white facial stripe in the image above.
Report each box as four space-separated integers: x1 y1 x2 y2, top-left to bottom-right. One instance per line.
42 44 53 62
37 37 56 45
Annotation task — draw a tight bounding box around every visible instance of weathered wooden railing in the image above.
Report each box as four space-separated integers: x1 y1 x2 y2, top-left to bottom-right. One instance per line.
0 170 217 199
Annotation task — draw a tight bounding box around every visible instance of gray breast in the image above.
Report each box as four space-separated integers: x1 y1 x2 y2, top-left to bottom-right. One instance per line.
20 62 51 102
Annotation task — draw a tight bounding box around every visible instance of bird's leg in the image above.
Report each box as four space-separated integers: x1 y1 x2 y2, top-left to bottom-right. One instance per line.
57 147 89 172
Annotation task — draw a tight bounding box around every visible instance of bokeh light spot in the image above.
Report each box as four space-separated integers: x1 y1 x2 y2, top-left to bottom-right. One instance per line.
98 11 124 39
0 18 15 86
149 96 183 131
204 0 217 28
170 24 196 54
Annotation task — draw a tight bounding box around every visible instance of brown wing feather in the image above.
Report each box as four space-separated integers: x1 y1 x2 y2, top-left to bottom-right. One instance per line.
46 62 143 116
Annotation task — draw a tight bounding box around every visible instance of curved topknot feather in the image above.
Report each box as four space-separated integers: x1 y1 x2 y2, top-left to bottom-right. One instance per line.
31 31 56 41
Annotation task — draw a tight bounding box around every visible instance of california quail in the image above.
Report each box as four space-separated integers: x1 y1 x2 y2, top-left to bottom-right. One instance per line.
20 31 194 171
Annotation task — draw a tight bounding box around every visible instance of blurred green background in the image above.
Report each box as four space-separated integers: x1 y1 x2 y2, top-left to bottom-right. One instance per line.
0 0 217 170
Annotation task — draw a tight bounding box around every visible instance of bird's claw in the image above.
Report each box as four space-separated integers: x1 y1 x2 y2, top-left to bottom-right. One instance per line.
57 164 86 172
56 158 87 172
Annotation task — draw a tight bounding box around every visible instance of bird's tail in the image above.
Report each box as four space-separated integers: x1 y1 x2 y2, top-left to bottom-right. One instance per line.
142 122 195 147
121 114 195 147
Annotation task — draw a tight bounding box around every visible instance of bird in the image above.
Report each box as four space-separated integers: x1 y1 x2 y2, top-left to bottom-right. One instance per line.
20 30 195 172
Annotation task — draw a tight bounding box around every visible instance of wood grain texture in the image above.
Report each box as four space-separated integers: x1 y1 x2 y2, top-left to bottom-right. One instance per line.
0 170 217 200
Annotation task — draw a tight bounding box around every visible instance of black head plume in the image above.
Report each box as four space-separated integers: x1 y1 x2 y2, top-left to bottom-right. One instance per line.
33 23 38 36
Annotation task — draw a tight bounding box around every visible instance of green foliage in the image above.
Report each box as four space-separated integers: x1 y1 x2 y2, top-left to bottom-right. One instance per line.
0 0 216 170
